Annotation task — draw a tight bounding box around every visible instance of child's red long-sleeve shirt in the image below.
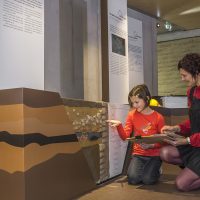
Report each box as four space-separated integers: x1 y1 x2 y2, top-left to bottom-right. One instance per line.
116 109 165 156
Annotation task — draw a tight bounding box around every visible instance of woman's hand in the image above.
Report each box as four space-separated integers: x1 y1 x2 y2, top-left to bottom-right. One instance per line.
140 143 154 150
165 132 184 139
106 120 121 127
163 137 188 146
161 125 180 134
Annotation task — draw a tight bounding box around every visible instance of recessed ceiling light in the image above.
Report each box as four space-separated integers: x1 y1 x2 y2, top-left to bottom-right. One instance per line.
156 23 160 28
180 6 200 15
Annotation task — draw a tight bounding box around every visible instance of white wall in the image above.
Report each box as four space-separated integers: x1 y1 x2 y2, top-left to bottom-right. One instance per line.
0 0 44 90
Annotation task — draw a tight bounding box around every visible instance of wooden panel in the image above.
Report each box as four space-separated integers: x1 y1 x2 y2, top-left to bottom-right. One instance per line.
101 0 109 102
158 37 200 96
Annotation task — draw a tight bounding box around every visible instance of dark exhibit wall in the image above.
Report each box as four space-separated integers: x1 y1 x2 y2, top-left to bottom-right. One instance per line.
152 106 188 126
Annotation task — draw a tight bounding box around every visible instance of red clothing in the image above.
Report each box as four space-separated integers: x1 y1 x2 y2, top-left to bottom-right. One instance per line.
117 110 165 156
178 86 200 147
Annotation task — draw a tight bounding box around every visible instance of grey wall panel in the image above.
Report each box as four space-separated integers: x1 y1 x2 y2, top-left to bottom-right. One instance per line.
44 0 61 93
60 0 84 99
44 0 84 99
127 8 157 95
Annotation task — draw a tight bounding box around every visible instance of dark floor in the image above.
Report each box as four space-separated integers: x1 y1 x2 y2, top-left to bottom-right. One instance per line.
77 163 200 200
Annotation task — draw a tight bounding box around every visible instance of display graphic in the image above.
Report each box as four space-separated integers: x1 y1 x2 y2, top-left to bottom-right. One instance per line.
112 34 125 56
107 0 129 104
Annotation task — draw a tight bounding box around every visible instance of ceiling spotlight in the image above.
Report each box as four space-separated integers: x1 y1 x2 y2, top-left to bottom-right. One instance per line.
164 21 172 31
156 23 160 28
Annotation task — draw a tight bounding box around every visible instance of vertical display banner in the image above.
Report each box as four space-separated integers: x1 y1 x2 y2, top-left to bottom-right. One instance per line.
107 0 129 104
108 103 129 178
0 0 44 89
128 17 143 89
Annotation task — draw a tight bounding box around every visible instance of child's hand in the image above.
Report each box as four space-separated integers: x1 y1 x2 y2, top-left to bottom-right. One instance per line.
106 120 121 127
140 143 154 150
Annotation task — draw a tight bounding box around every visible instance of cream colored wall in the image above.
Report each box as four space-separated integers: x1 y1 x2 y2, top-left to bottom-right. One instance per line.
157 36 200 96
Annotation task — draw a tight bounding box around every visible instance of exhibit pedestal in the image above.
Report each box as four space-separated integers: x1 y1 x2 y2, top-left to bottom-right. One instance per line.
0 88 96 200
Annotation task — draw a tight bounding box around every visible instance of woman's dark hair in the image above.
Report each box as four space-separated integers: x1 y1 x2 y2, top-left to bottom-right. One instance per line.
178 53 200 77
128 84 151 108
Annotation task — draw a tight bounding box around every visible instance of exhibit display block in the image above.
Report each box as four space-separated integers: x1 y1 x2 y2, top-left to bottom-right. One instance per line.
0 88 96 200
